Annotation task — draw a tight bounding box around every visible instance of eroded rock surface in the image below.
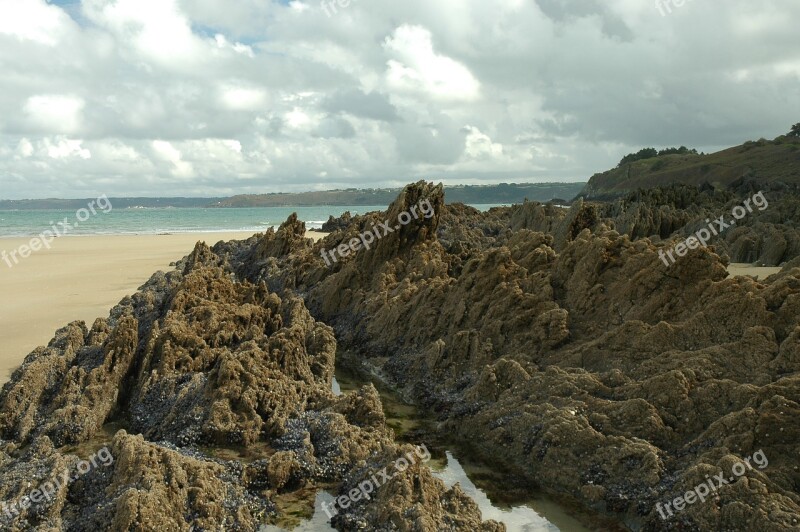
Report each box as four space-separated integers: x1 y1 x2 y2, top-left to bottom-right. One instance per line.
212 180 800 531
0 237 500 531
3 180 800 531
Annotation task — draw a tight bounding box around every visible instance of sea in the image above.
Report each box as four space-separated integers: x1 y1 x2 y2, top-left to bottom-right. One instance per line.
0 204 508 237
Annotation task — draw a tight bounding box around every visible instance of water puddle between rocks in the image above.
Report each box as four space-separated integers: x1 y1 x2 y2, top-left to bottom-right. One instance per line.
58 420 128 458
259 489 337 531
312 368 591 532
68 370 591 531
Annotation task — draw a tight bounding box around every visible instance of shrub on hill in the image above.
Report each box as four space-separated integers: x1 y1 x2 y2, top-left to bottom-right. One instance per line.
618 146 698 167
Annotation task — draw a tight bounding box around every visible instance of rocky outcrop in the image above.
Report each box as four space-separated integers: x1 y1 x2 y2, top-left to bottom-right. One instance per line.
0 230 501 531
588 183 800 265
322 211 354 232
3 179 800 531
210 180 800 531
721 222 800 265
331 444 504 532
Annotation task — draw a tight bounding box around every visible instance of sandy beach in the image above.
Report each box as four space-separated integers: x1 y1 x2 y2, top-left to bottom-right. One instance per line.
0 231 326 384
727 263 782 280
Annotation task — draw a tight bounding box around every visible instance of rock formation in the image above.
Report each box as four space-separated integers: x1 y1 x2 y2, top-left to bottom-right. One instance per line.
2 180 800 531
0 238 501 531
221 181 800 531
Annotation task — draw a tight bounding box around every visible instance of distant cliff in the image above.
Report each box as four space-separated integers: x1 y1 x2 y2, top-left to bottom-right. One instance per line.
579 134 800 201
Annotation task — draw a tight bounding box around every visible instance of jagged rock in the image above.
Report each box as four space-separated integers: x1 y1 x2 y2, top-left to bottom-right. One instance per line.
331 445 504 532
0 220 500 531
4 180 800 531
216 181 800 530
322 211 354 232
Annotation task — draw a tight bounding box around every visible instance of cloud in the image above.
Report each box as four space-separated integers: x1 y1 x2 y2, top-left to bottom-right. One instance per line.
83 0 206 69
23 95 85 135
313 116 357 139
0 0 799 198
152 140 194 178
213 34 255 58
219 84 267 111
16 138 33 158
383 25 481 102
0 0 73 46
463 126 503 160
43 137 92 160
534 0 633 41
322 90 400 123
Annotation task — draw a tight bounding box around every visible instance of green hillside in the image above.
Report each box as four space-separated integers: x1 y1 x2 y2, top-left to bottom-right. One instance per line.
579 134 800 200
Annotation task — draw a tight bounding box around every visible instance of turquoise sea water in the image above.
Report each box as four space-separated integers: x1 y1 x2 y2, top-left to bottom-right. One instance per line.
0 204 508 237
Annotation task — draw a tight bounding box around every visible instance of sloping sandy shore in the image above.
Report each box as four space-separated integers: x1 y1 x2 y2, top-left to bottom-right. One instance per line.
0 231 326 383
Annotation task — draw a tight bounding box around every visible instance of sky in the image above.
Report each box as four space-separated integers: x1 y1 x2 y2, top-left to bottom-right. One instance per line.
0 0 798 199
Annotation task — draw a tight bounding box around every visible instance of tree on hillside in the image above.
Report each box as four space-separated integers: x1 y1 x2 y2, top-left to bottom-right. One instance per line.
618 148 658 167
657 146 698 156
790 123 800 137
617 146 698 167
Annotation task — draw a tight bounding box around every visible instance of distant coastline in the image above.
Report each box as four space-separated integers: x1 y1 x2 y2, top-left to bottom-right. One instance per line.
0 182 586 210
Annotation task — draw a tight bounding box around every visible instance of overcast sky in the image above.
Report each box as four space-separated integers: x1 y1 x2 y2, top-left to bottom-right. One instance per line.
0 0 798 199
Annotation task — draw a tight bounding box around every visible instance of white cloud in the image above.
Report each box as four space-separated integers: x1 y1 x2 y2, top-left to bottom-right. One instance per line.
0 0 71 46
288 1 310 14
23 95 85 134
213 34 255 58
16 138 33 158
152 140 194 178
84 0 205 69
463 126 503 159
92 140 142 163
383 25 481 101
43 137 91 160
219 85 267 111
0 0 799 198
285 108 313 129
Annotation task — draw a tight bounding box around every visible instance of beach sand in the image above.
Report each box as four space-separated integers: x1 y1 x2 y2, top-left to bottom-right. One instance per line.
727 263 782 280
0 231 326 384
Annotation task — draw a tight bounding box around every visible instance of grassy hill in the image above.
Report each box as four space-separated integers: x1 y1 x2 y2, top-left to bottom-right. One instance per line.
579 134 800 200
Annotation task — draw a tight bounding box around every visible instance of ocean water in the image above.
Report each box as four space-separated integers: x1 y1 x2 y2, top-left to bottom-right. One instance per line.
0 204 507 237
